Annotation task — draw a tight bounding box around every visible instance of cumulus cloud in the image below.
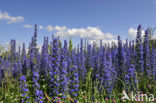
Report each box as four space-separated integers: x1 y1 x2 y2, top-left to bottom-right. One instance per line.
46 25 67 32
5 42 10 45
46 25 53 32
39 25 43 30
128 27 145 40
58 27 115 42
46 25 117 44
22 24 33 28
55 25 66 31
23 24 44 30
65 27 105 40
152 35 156 39
0 10 24 24
128 28 137 40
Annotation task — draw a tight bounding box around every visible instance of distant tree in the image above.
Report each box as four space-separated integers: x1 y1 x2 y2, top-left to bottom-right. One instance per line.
69 38 73 55
147 26 156 48
0 44 4 55
59 40 62 48
34 24 38 48
147 26 156 38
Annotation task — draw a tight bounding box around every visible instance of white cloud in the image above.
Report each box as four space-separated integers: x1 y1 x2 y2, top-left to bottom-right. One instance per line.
65 27 106 40
46 25 117 44
58 26 115 41
5 42 10 45
46 25 67 32
0 10 24 24
23 24 44 30
16 41 21 45
128 28 137 40
152 35 156 39
128 27 145 40
46 25 53 32
22 24 33 28
55 25 66 31
39 25 43 30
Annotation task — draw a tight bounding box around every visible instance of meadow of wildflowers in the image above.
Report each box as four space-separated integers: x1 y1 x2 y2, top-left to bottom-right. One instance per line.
0 24 156 103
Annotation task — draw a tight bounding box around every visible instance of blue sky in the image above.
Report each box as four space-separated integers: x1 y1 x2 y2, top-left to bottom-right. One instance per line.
0 0 156 48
